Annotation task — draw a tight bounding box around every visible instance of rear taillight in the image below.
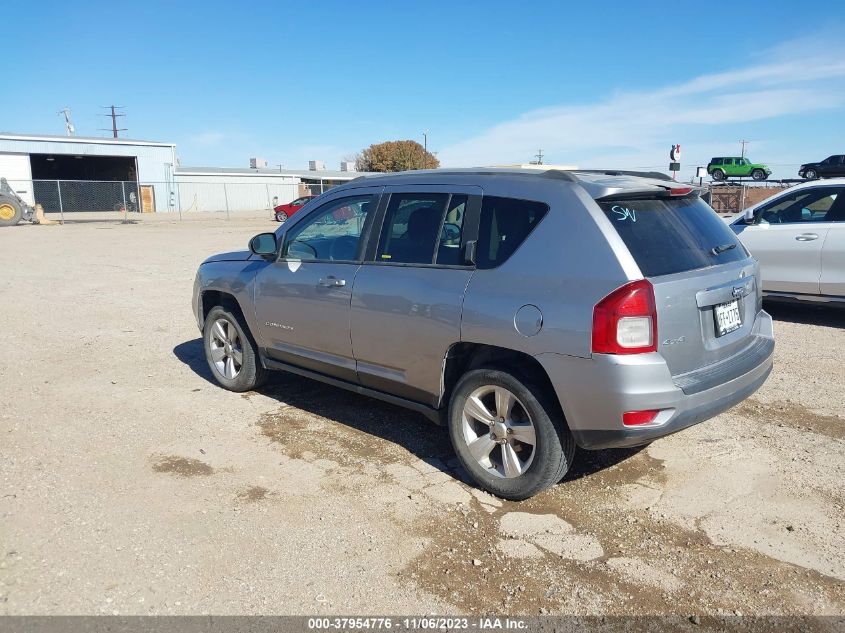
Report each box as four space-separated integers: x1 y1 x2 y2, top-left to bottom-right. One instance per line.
592 279 657 354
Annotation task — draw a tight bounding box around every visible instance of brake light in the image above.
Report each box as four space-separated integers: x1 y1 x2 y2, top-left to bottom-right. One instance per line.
623 410 660 426
592 279 657 354
669 186 693 196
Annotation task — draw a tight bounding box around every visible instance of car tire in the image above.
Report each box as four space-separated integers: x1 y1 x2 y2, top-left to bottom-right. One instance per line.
275 212 287 223
751 169 766 181
448 368 575 500
711 169 725 181
804 168 817 180
0 195 23 227
203 305 269 392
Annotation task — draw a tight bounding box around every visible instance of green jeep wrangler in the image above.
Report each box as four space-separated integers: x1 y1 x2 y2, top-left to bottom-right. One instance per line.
707 157 771 181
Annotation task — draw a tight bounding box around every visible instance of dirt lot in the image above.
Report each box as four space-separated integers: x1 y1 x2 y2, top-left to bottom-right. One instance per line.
1 212 843 617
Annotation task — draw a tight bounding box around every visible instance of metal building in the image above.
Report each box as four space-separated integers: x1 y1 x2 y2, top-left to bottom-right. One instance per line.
0 133 177 213
173 166 367 213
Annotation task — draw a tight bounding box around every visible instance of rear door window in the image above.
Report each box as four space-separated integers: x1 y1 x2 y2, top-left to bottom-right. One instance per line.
376 193 449 265
598 196 746 277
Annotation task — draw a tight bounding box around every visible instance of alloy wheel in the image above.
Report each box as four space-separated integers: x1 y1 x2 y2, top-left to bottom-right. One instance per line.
209 318 243 380
461 385 536 478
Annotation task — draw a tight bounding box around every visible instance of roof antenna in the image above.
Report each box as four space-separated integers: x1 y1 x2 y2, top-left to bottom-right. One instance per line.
58 108 75 136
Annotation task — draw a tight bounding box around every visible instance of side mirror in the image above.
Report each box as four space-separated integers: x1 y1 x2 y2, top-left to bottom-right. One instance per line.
249 232 278 258
743 208 754 224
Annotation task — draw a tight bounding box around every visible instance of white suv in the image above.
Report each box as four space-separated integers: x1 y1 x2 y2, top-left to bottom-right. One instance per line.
731 179 845 303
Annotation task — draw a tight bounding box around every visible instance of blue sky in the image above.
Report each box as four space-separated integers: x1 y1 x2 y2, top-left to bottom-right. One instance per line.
4 1 844 179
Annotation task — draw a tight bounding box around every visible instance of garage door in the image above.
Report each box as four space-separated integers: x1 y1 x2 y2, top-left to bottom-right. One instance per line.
0 153 34 206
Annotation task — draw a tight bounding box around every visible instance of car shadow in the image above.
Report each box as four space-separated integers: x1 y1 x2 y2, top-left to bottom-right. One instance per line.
173 338 646 488
765 300 845 328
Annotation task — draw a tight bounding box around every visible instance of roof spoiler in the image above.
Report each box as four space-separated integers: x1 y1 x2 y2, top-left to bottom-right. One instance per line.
574 169 674 181
597 184 700 202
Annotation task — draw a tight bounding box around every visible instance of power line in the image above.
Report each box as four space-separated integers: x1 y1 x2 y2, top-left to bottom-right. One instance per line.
100 105 127 138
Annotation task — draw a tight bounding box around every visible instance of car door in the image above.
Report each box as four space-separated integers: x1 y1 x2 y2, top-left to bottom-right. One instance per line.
819 191 845 296
834 155 845 178
253 187 381 382
350 185 481 406
734 186 841 295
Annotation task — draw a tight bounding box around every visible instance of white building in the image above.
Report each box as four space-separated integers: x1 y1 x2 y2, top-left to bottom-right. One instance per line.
0 131 369 214
0 133 177 211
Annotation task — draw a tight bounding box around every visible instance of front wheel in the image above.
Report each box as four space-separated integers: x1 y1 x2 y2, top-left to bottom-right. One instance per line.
275 212 287 223
751 169 766 181
0 196 23 227
203 305 268 392
804 168 818 180
448 368 575 500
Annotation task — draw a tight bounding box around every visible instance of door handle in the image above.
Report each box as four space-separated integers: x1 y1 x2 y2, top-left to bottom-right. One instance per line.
795 233 819 241
318 276 346 287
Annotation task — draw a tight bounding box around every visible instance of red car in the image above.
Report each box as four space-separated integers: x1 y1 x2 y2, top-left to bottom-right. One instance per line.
273 195 316 222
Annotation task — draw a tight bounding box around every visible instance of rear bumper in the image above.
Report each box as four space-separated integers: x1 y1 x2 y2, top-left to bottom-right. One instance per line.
537 310 774 450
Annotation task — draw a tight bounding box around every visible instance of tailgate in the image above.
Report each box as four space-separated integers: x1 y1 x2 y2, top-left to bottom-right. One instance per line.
650 260 762 376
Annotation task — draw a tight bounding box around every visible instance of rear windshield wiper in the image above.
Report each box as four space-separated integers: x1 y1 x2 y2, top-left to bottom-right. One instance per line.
711 243 737 256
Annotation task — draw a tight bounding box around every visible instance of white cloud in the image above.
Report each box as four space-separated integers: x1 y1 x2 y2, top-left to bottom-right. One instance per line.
438 37 845 174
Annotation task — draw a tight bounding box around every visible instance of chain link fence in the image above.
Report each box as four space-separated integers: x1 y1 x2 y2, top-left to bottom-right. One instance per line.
3 179 345 220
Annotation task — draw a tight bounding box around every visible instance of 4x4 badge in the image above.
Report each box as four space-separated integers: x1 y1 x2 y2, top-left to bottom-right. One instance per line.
732 286 744 299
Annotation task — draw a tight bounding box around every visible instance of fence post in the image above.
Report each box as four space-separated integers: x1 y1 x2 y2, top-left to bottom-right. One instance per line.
121 181 128 223
56 180 65 224
223 182 230 220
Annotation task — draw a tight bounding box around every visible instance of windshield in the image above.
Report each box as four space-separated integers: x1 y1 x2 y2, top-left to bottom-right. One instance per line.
598 196 747 277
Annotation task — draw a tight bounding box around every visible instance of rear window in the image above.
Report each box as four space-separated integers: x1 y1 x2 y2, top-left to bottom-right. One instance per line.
477 196 548 269
598 196 747 277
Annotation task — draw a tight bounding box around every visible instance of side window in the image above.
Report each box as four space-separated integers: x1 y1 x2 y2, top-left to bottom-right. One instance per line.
284 194 374 261
477 196 548 269
376 193 448 264
435 195 468 265
755 188 840 224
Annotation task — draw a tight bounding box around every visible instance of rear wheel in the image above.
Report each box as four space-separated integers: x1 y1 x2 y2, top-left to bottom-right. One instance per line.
751 169 766 181
804 168 818 180
448 368 575 500
711 169 726 181
0 196 23 227
203 305 268 392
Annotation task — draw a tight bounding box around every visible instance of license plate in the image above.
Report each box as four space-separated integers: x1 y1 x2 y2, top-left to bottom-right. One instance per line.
714 299 742 337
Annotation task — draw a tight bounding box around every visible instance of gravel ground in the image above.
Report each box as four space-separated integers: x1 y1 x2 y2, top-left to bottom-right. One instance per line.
1 212 843 616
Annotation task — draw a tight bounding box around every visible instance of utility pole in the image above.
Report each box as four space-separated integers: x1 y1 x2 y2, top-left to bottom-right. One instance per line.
534 149 544 165
100 105 127 138
739 139 750 158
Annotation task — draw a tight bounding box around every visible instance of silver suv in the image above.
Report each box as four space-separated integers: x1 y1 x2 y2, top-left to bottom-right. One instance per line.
192 168 774 499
